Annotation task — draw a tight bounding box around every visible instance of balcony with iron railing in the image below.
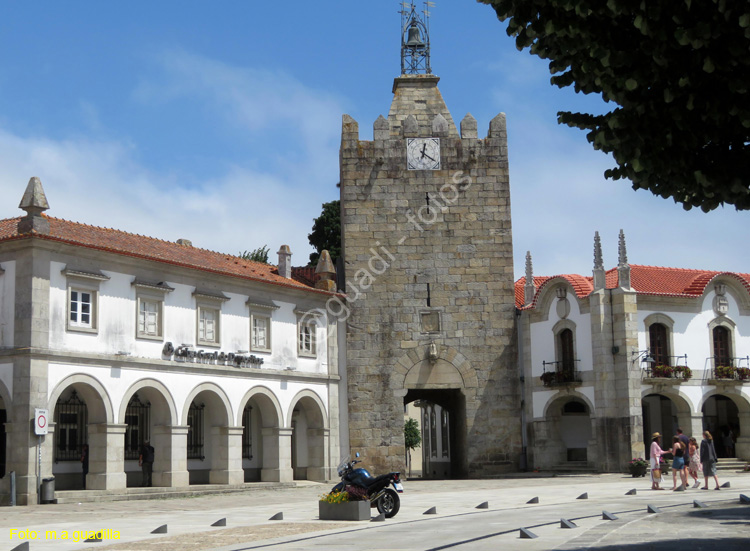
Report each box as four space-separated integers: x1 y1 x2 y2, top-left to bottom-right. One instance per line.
540 360 582 387
640 354 692 381
704 356 750 383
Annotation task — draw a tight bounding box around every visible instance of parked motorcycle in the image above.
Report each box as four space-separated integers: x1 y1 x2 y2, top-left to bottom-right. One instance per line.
332 453 404 518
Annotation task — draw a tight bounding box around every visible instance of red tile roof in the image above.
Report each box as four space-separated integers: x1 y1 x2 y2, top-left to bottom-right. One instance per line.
0 216 339 297
515 265 750 308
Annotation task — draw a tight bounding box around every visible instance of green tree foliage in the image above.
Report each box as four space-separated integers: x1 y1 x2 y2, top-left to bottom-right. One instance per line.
239 245 270 264
404 418 422 451
308 200 341 265
479 0 750 211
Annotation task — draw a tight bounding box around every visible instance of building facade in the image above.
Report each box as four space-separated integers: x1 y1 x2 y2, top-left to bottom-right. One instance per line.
0 178 344 505
518 232 750 472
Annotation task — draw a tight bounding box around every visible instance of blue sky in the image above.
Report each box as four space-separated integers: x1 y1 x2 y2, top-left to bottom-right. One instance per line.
1 1 748 278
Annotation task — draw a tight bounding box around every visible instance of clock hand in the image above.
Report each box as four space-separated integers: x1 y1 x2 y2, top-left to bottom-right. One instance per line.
420 143 427 158
423 152 435 162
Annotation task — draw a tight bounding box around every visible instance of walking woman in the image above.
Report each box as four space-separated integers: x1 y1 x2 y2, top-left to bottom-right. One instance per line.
700 430 721 490
670 436 688 490
649 432 669 490
688 437 702 488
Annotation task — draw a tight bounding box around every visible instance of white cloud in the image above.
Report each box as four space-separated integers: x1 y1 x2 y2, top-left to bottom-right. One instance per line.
0 51 346 265
508 118 750 279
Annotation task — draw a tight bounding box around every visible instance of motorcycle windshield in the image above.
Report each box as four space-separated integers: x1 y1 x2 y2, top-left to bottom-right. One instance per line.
336 456 350 477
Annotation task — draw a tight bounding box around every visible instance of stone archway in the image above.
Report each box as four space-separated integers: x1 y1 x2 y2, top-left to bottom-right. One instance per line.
534 393 596 469
119 379 177 488
395 345 476 479
641 390 695 459
237 386 284 482
287 390 328 481
701 391 750 458
48 375 120 491
182 383 239 485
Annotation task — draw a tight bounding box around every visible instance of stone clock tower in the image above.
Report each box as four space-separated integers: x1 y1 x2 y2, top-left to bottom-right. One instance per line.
339 3 521 477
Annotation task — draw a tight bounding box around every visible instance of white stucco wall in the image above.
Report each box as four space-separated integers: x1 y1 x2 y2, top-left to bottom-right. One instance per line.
48 261 330 374
529 288 593 378
637 286 750 377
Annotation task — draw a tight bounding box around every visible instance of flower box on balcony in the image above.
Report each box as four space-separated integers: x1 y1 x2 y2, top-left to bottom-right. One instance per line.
644 365 692 382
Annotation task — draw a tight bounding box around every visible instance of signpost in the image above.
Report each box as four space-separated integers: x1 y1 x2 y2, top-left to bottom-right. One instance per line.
34 408 48 503
34 409 48 435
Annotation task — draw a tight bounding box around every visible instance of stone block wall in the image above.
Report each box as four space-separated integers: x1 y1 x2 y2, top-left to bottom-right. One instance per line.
340 75 521 476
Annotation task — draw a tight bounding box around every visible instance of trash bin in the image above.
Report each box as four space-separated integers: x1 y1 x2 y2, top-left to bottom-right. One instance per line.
41 476 56 504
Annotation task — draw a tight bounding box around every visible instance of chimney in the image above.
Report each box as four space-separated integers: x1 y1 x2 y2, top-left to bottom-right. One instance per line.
18 177 50 235
277 245 292 279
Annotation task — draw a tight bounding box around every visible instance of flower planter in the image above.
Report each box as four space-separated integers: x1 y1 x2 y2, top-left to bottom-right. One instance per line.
319 500 371 521
628 464 648 477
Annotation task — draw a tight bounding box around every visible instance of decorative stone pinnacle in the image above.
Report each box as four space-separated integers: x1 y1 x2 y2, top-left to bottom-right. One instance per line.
524 251 536 305
315 250 337 291
592 231 606 291
617 229 631 289
525 251 533 280
593 231 603 270
19 177 50 214
17 176 51 235
618 229 628 267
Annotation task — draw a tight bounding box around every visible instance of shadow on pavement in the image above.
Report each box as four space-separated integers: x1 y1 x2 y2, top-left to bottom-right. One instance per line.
563 539 749 551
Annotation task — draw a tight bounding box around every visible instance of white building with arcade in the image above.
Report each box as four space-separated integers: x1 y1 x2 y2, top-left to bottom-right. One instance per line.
517 232 750 472
0 177 345 505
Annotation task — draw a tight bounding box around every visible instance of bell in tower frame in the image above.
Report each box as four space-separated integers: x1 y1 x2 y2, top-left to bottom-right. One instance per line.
400 1 433 75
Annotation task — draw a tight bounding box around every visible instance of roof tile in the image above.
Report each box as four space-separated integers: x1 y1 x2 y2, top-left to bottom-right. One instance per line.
0 216 337 296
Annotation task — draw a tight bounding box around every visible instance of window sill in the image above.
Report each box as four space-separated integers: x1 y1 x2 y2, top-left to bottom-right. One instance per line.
298 352 317 359
251 347 272 354
67 325 98 335
196 340 221 348
136 333 164 342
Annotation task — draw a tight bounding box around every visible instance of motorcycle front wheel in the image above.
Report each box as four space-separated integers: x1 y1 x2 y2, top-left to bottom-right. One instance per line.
376 488 400 518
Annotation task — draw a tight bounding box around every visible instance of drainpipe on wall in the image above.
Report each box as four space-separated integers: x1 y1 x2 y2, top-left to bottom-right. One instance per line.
516 308 528 471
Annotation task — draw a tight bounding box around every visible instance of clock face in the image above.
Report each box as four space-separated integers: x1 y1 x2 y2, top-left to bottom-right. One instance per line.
407 138 441 170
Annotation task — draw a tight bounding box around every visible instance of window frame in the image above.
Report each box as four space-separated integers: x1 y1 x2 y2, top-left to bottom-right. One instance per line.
295 308 322 359
643 314 675 368
649 323 670 366
251 314 271 352
552 319 577 371
558 328 575 374
133 280 173 341
193 290 229 348
298 321 316 357
712 325 732 367
63 268 109 334
708 317 736 368
247 299 278 354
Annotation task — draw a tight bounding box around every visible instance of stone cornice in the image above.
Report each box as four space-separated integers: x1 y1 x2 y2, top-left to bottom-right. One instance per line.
0 347 339 383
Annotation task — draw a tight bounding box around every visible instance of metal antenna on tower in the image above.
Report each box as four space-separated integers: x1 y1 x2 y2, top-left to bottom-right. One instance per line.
400 1 433 74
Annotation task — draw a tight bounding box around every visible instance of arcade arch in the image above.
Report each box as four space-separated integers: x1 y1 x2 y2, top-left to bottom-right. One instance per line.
182 383 233 485
288 390 328 481
238 386 283 482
